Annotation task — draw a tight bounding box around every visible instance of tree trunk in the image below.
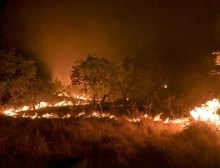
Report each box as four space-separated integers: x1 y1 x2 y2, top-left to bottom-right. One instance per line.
100 95 107 103
30 85 36 110
93 94 96 111
99 95 107 112
31 92 36 110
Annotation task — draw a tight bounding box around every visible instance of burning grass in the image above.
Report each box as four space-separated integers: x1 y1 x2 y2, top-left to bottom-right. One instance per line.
0 115 220 168
0 98 220 167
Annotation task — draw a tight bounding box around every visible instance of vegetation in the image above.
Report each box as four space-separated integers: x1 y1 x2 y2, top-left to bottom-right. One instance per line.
3 48 219 116
69 54 191 115
0 116 220 168
0 49 61 108
0 49 203 115
0 49 40 106
70 55 119 111
1 49 220 167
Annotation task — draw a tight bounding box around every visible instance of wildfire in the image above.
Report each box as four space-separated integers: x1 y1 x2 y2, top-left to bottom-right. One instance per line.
1 95 220 129
2 100 74 118
213 51 220 65
190 99 220 127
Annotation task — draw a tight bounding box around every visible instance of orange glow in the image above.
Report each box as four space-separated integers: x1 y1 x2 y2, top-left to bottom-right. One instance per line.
1 97 220 129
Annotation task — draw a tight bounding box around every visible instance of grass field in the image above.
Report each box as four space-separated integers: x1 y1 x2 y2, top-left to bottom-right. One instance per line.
0 113 220 168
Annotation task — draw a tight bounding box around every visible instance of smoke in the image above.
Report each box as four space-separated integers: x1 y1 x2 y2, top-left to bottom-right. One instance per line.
1 0 220 103
0 0 157 84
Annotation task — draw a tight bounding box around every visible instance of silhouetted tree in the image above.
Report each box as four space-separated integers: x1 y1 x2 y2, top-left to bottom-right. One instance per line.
118 56 136 102
0 49 44 108
70 55 119 110
118 54 170 112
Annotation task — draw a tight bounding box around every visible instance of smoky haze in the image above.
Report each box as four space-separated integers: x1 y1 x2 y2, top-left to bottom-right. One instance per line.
1 0 220 100
0 0 158 84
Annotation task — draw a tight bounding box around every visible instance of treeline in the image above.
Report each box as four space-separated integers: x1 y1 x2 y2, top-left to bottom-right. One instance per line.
69 54 188 116
2 49 217 116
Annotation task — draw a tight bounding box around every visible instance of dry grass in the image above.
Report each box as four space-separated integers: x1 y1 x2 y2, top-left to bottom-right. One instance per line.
0 115 220 168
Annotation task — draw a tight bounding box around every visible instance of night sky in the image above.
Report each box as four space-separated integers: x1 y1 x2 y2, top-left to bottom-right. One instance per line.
1 0 220 101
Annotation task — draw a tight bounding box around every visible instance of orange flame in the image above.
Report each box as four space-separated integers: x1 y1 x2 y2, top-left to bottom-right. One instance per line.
190 99 220 127
1 96 220 129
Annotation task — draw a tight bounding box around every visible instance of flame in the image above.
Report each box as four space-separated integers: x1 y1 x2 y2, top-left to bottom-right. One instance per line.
190 99 220 127
54 100 73 107
213 51 220 65
0 99 188 126
0 93 91 118
154 113 163 121
1 95 220 129
42 113 59 119
38 101 49 108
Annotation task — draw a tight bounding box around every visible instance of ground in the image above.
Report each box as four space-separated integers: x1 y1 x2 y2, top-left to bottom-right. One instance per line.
0 114 220 168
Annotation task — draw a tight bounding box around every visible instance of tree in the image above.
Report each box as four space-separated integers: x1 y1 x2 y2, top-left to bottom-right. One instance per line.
70 55 119 110
117 56 137 102
117 53 171 112
0 49 43 108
